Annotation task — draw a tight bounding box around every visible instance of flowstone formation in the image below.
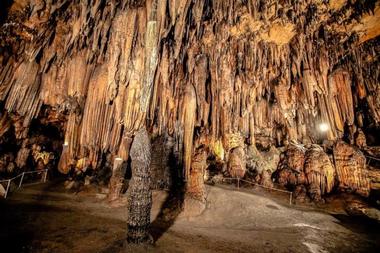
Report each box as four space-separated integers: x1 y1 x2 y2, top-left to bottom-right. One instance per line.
275 144 336 202
0 0 380 235
334 141 371 197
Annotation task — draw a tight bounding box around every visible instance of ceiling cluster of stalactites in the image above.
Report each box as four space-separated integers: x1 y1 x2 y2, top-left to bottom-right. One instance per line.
0 0 379 171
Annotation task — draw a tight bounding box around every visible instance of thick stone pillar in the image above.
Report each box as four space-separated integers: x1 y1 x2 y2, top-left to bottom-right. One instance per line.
108 135 133 202
126 128 152 244
108 158 126 202
183 147 207 217
186 148 207 202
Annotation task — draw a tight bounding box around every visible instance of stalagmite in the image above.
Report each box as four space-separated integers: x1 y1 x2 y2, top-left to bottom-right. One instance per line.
0 0 378 236
275 143 336 201
355 129 367 149
333 141 371 197
108 135 133 202
228 147 247 179
247 145 280 188
108 157 127 202
276 144 307 188
186 147 207 202
183 146 208 217
58 144 71 174
304 145 335 201
126 128 152 244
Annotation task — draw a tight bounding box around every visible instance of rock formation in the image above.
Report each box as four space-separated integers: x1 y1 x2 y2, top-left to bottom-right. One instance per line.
228 147 247 179
276 144 307 189
127 128 152 244
0 0 380 235
304 145 335 201
334 141 371 197
186 147 207 202
273 141 377 202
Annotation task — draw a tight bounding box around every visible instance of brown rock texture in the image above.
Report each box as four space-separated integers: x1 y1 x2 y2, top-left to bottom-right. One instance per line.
275 141 375 201
108 157 127 202
333 141 371 197
183 147 208 217
127 128 152 244
186 147 207 202
246 145 280 187
304 145 335 201
276 144 335 201
276 144 307 187
0 0 379 171
228 147 246 179
0 0 379 206
355 129 367 149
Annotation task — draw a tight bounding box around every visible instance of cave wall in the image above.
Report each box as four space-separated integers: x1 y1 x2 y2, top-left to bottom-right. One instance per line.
0 0 379 189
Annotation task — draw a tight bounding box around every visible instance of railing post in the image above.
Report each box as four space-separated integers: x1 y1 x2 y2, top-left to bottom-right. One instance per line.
237 178 240 190
4 179 11 199
366 157 370 166
43 169 48 183
289 192 293 205
19 172 25 188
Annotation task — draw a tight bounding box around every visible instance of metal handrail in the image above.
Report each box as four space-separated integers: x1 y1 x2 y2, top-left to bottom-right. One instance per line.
221 177 293 205
364 154 380 165
0 169 48 199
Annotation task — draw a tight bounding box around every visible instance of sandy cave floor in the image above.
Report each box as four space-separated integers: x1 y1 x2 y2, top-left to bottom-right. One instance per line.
0 181 379 253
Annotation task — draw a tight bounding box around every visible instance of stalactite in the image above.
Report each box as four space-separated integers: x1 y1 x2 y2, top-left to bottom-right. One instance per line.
182 84 197 181
0 113 10 138
0 0 379 205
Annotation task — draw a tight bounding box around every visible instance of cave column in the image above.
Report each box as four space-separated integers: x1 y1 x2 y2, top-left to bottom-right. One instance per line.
126 0 158 244
126 128 152 243
183 147 208 217
186 148 207 200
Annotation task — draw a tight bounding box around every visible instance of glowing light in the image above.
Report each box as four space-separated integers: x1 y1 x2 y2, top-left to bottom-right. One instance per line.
319 123 329 132
63 142 69 146
115 157 123 161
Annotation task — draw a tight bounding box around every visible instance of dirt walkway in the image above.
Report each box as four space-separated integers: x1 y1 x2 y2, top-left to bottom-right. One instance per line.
0 182 379 253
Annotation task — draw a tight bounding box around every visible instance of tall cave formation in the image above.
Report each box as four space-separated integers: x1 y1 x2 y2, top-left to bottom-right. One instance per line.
0 0 380 248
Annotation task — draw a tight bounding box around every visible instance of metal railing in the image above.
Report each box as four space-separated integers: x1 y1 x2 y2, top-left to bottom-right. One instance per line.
221 177 293 205
0 169 48 199
365 154 380 166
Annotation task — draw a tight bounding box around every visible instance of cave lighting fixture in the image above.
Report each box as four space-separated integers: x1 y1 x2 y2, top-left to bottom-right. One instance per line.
319 123 330 132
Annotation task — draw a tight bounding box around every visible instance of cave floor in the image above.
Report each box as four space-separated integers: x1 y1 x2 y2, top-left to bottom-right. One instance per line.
0 182 379 253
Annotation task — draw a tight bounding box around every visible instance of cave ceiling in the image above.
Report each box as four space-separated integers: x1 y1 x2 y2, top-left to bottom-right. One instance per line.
0 0 379 169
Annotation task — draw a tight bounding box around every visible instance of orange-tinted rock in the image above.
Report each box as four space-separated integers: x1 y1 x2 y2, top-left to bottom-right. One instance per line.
355 129 367 149
333 141 371 197
276 144 336 201
186 148 208 202
0 0 379 208
304 145 335 200
228 147 246 179
259 169 274 189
